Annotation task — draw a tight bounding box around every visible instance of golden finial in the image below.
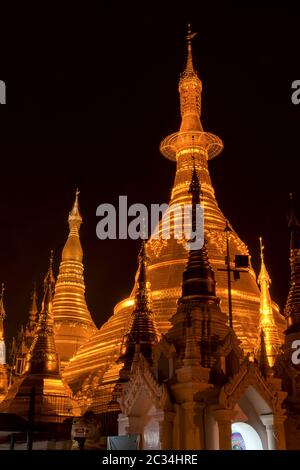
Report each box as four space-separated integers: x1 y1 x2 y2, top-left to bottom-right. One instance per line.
287 191 300 230
258 236 270 284
28 282 38 325
44 250 55 292
259 236 264 261
186 23 197 44
68 188 82 231
62 190 83 262
0 282 5 319
50 249 54 267
70 188 80 214
181 23 198 78
75 188 80 207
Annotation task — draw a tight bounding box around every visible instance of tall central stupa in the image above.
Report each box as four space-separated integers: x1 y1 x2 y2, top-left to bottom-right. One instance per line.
63 28 285 412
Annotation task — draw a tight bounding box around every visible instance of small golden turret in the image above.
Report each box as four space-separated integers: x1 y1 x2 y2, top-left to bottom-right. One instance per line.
257 237 281 367
27 253 60 375
120 241 159 366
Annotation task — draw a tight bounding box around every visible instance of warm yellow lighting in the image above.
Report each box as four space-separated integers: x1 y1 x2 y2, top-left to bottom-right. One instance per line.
53 191 97 368
257 237 281 367
61 30 285 415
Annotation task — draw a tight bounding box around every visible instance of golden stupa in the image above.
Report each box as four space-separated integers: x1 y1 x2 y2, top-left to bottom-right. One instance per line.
62 30 285 412
0 255 78 423
53 190 97 369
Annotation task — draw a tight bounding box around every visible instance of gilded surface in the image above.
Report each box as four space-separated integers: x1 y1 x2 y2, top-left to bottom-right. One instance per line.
62 36 285 412
53 191 97 368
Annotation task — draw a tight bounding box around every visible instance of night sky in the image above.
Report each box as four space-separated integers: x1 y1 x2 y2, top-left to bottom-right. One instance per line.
0 3 300 345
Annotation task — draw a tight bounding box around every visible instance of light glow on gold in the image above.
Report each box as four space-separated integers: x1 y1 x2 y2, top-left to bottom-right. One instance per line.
61 32 285 414
257 237 281 367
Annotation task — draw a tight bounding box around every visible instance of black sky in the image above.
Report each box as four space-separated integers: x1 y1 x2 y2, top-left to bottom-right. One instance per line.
0 2 300 344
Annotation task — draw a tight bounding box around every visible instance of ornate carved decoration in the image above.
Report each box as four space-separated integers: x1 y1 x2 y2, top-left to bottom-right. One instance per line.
120 353 172 416
219 361 287 414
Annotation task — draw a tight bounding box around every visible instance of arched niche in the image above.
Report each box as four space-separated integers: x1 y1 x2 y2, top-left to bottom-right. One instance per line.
231 422 263 450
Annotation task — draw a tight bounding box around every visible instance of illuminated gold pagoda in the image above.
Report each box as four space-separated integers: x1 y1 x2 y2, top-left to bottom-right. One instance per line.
256 237 281 367
9 285 40 379
0 255 78 423
0 283 8 402
62 27 285 412
53 190 97 368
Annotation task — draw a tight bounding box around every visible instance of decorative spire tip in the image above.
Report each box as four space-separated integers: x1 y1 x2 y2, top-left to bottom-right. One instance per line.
259 236 264 260
186 23 197 43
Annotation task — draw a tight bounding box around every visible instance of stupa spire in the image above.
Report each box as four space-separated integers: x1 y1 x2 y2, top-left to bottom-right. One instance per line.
180 165 218 301
257 237 281 367
183 23 198 78
161 25 223 161
288 192 300 234
27 253 60 375
257 329 271 378
258 237 271 286
120 241 159 365
28 283 39 327
166 164 226 369
45 249 55 286
53 190 96 368
177 24 203 134
285 193 300 334
0 283 5 342
68 189 82 231
62 189 83 261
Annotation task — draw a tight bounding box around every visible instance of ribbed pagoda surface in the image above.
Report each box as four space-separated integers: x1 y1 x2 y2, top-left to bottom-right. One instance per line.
0 255 78 422
62 35 285 412
53 191 97 368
